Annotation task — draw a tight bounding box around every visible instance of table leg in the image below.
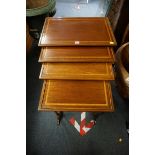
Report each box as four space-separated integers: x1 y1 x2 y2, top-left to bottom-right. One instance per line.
55 111 63 125
93 112 103 123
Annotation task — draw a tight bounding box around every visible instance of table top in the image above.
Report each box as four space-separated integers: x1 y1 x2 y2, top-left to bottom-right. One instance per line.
39 46 115 62
38 80 114 112
38 17 117 46
39 62 114 80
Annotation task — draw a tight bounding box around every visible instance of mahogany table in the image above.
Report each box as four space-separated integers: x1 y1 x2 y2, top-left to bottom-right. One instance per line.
38 17 117 125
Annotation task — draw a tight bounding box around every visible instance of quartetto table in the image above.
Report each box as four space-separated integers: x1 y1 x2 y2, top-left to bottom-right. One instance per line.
38 17 117 124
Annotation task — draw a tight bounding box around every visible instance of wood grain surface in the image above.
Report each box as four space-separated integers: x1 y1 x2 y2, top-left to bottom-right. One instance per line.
38 80 114 112
38 17 117 46
39 63 114 80
39 46 115 62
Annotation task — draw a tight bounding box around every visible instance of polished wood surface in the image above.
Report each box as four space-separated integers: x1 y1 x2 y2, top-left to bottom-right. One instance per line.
38 17 117 46
39 47 115 62
39 63 114 80
38 80 114 112
38 17 117 116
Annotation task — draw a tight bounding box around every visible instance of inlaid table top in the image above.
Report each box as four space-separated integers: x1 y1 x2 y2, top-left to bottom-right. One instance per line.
39 46 115 62
39 63 114 80
38 80 114 112
38 17 117 46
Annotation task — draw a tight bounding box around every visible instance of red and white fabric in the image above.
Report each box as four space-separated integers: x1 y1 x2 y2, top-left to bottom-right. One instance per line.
69 112 95 136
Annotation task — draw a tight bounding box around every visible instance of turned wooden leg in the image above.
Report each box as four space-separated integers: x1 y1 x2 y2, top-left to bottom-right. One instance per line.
55 111 63 125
